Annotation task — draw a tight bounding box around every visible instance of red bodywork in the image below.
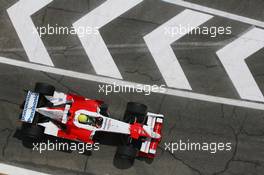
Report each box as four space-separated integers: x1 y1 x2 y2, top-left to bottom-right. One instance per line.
57 94 102 143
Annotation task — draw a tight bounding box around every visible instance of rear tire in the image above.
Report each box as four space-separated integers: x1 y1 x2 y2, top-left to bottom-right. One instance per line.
22 124 44 141
35 83 55 96
34 83 55 121
124 102 147 124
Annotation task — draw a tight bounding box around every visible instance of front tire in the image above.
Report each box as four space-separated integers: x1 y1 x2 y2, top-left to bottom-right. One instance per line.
114 145 137 168
124 102 147 124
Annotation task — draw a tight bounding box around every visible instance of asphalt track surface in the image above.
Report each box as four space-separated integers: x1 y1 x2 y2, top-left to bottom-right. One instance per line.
0 0 264 175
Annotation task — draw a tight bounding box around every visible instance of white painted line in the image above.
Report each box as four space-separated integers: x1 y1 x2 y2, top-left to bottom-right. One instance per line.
217 28 264 102
144 9 213 90
0 163 51 175
0 40 233 53
1 56 264 110
7 0 54 66
73 0 143 79
163 0 264 28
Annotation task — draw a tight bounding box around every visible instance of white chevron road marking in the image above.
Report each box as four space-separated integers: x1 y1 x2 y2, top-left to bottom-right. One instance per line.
217 28 264 102
144 9 213 90
163 0 264 102
0 163 51 175
163 0 264 28
7 0 54 66
73 0 143 79
1 56 264 111
4 0 264 107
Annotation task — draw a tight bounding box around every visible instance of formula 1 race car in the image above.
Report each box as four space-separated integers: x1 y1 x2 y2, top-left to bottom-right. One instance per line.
19 83 164 165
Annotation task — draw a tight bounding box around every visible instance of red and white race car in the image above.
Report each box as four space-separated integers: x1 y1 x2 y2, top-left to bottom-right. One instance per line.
20 83 164 165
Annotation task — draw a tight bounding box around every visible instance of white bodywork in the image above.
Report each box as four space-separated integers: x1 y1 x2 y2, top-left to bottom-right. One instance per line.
140 113 164 154
45 91 68 106
38 108 163 141
73 110 131 136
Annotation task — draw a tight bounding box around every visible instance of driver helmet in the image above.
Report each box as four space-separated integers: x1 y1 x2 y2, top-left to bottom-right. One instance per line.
78 114 89 123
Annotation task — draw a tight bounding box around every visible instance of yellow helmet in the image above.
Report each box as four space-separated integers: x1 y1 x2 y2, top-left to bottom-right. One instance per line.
78 114 88 123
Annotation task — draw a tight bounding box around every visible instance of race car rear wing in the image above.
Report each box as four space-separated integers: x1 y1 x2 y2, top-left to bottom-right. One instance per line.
21 91 39 123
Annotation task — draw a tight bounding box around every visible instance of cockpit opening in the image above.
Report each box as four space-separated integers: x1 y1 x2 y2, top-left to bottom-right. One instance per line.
78 114 103 128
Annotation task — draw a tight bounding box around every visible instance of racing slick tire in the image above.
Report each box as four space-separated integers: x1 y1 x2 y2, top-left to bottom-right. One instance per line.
124 102 147 124
22 124 45 141
34 82 55 112
34 82 55 96
114 145 137 167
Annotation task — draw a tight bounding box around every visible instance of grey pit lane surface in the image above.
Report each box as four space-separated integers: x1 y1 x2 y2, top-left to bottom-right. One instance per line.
0 0 264 175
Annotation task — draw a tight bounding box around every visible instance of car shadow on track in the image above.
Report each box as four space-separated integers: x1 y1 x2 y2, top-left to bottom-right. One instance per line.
14 129 152 169
13 129 92 155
